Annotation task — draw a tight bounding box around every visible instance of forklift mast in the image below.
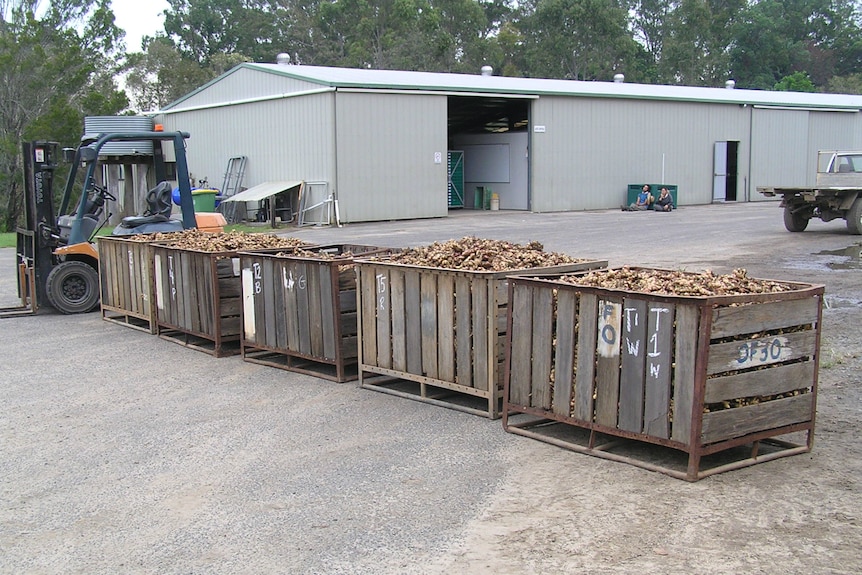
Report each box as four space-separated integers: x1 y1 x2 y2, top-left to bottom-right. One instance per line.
18 141 60 306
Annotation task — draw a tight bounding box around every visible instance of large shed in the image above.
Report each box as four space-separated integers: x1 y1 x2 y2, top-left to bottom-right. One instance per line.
156 63 862 223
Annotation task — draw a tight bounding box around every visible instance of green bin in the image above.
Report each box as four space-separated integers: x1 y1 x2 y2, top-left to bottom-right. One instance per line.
192 189 218 212
626 184 677 209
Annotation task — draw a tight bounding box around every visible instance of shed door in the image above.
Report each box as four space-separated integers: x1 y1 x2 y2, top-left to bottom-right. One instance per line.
713 141 739 202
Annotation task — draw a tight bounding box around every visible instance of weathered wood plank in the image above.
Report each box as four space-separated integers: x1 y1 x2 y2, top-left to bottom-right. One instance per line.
701 393 814 444
711 297 820 339
390 269 406 371
705 361 816 403
643 303 675 439
261 258 275 348
618 298 647 433
404 270 422 375
472 278 489 392
273 260 287 351
307 263 324 357
296 261 311 355
320 262 337 361
594 299 622 428
420 273 438 378
357 264 377 366
285 260 302 353
531 287 554 410
509 283 533 407
376 267 392 369
670 304 700 445
437 274 456 383
574 293 598 422
241 259 257 344
552 289 577 417
707 330 817 375
455 276 472 388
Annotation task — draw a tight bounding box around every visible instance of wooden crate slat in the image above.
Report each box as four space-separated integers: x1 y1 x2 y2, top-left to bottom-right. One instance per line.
618 298 648 433
420 273 438 378
153 252 165 322
706 330 817 375
552 289 577 418
711 297 820 339
437 274 456 383
705 361 816 403
455 276 472 388
404 270 422 376
594 298 622 428
701 393 814 444
359 265 378 367
509 283 534 408
296 261 312 355
390 269 407 372
471 278 489 392
530 287 554 410
574 293 598 422
642 302 675 439
241 258 258 344
263 257 277 348
321 262 338 361
670 304 700 445
284 260 302 353
376 267 392 370
307 263 325 357
273 259 287 352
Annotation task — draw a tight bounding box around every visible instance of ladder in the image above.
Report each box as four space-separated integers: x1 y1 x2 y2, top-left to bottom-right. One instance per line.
218 156 247 223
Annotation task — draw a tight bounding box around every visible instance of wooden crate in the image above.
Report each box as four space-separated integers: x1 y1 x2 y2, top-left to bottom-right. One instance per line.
503 268 824 481
355 259 607 418
151 244 245 357
239 244 391 382
97 236 158 333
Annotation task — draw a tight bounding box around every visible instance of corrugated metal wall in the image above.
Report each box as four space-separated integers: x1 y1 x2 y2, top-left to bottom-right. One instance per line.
169 66 325 110
750 109 810 190
157 92 336 194
334 92 448 222
529 96 751 211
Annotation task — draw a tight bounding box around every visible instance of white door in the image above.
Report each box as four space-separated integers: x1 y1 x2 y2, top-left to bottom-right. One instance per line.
713 142 728 202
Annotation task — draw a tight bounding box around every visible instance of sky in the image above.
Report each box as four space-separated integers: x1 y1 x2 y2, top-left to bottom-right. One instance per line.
112 0 170 52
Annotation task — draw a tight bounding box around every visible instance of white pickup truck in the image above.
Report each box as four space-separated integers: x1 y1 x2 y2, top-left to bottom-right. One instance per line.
758 151 862 234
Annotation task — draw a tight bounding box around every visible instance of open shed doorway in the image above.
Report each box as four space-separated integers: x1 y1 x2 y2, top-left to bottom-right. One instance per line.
448 96 531 210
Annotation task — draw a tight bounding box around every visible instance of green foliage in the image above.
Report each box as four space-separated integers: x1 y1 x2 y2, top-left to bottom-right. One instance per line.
774 71 817 92
0 0 127 232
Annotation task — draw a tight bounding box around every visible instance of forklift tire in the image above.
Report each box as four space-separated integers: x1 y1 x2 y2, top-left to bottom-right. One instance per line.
783 205 809 232
847 197 862 235
46 261 100 314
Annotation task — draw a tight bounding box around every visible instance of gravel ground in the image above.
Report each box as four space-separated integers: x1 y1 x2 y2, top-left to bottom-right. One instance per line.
1 202 860 574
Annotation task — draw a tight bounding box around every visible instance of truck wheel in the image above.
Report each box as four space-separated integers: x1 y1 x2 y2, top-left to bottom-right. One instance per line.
46 261 100 314
783 206 809 232
847 197 862 235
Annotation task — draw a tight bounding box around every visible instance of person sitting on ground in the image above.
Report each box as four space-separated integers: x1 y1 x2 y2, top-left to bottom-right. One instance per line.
623 184 653 211
654 187 673 212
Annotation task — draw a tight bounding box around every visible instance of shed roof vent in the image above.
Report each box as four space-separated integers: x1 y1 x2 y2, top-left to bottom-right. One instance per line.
725 79 736 89
276 53 291 65
613 73 625 83
480 65 493 77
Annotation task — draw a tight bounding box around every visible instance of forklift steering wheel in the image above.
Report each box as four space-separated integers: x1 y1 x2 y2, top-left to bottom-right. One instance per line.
92 183 116 202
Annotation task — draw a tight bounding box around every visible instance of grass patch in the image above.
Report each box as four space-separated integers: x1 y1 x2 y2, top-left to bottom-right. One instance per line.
0 233 14 249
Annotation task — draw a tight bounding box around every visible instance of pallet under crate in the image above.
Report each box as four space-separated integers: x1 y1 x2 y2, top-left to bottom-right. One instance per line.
238 245 388 382
355 258 607 418
151 244 244 357
97 236 158 334
503 269 824 481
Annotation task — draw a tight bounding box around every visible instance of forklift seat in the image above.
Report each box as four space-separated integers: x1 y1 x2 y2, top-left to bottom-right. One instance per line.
119 181 173 228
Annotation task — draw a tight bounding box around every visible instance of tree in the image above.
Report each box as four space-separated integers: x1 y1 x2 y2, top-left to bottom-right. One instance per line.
774 70 817 92
0 0 127 231
517 0 643 81
731 0 862 90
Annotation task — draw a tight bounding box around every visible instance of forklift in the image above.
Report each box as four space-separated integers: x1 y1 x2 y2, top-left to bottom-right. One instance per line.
3 129 222 316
